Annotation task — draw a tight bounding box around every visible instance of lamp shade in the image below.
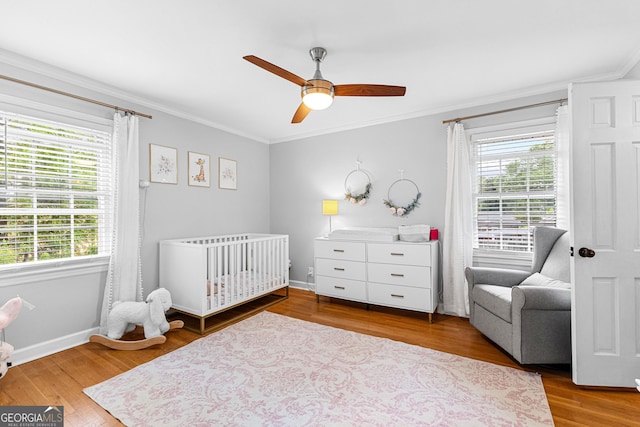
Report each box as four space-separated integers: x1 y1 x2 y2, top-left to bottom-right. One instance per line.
322 200 338 216
303 92 334 110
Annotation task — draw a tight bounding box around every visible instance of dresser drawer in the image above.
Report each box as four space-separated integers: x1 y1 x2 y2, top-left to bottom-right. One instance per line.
367 243 431 266
316 276 367 302
314 239 366 262
367 283 433 312
315 258 366 281
367 263 431 288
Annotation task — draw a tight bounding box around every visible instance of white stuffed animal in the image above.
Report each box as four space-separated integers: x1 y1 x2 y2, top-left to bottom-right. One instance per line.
107 288 172 340
0 296 23 379
0 341 14 378
0 297 22 330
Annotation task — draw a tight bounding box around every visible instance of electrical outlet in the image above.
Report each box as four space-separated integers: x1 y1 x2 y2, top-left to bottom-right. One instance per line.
308 266 314 276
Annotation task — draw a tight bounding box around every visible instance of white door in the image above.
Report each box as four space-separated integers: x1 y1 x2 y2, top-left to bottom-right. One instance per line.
570 80 640 387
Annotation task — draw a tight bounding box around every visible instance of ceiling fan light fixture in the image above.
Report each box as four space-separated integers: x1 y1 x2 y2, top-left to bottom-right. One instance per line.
244 47 406 123
303 92 333 110
302 79 334 110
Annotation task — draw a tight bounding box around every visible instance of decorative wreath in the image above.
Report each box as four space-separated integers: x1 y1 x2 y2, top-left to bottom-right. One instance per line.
344 169 372 205
383 178 421 217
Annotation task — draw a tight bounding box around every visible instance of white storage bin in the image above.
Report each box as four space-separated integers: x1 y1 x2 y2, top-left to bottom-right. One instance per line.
398 224 430 242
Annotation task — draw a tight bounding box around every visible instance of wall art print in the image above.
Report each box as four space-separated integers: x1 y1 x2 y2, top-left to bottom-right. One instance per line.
149 144 178 184
188 151 210 187
218 157 237 190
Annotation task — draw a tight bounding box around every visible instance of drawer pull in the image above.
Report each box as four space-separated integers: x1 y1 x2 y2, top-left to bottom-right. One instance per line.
333 249 345 253
390 294 405 298
390 252 404 256
390 273 405 277
334 286 345 290
334 267 345 271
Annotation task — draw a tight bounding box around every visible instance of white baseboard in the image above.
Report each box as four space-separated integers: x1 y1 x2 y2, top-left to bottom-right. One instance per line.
12 281 313 366
12 327 100 366
289 280 315 292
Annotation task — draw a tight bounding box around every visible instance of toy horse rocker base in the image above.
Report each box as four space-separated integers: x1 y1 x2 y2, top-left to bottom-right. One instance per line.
90 288 183 350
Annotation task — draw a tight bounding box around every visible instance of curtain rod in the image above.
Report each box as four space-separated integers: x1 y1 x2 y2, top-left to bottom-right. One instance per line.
442 98 567 124
0 74 153 119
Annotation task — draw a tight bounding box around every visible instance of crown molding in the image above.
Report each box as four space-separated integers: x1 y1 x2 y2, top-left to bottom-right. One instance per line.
269 64 639 144
269 81 570 144
0 49 269 144
3 47 638 146
618 43 640 78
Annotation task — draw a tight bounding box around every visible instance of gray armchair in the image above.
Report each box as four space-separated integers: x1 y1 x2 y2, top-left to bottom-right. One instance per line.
465 227 571 364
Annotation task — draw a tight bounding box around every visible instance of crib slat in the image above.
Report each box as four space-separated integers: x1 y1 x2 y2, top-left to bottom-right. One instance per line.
159 233 289 330
216 246 222 308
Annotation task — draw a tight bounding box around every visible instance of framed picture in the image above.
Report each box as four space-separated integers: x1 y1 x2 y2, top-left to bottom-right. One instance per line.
149 144 178 184
218 157 237 190
188 151 210 187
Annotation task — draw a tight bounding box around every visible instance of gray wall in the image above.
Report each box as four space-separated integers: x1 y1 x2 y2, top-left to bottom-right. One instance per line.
270 90 567 286
269 116 446 286
0 60 270 354
139 110 271 289
0 53 567 357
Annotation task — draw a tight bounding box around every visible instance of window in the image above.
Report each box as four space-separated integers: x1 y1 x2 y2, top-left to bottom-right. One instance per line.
0 111 112 268
471 120 557 253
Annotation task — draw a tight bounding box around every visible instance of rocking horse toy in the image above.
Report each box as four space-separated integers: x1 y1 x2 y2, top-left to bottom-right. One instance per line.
90 288 183 350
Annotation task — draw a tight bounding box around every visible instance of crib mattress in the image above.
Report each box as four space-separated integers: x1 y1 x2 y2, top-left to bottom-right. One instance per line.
328 227 399 242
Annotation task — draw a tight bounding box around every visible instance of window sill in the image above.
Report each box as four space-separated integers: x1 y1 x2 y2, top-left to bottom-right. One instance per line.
472 250 532 271
0 256 110 287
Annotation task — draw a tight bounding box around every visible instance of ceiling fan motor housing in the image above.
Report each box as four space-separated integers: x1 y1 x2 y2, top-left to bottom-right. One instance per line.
302 79 334 109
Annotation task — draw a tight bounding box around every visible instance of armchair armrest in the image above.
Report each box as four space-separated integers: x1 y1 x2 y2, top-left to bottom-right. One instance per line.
511 285 572 364
465 266 531 288
512 285 571 311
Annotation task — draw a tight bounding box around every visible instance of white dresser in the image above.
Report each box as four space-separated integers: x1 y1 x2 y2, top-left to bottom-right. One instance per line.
314 237 439 321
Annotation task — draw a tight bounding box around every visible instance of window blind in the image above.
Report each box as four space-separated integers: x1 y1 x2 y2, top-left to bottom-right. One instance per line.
472 128 556 252
0 111 113 266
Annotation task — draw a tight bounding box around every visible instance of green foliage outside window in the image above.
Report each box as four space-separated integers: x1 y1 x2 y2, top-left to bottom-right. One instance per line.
0 116 110 266
475 137 557 252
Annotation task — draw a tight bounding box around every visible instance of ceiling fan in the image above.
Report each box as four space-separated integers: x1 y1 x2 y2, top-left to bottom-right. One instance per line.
243 47 406 123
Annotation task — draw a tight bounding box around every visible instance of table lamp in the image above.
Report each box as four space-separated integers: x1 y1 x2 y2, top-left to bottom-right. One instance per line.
322 200 338 234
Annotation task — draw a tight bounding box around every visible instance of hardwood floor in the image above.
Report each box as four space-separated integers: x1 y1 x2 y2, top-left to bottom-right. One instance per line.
1 287 638 426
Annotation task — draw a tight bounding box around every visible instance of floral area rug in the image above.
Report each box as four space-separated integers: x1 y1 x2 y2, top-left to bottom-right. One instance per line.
84 311 553 426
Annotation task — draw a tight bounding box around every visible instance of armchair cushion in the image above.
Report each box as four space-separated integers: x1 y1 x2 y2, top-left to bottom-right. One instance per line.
539 235 571 282
520 272 570 289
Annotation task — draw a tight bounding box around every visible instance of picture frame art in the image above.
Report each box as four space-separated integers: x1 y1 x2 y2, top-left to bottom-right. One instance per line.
188 151 210 187
149 144 178 184
218 157 237 190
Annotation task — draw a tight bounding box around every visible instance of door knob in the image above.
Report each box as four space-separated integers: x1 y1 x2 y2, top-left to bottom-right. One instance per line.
578 247 596 258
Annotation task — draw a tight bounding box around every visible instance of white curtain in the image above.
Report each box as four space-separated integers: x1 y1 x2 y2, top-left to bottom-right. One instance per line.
99 112 143 335
555 105 571 231
442 123 473 317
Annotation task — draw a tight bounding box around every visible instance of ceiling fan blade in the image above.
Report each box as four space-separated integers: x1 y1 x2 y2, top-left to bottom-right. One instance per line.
334 84 406 97
291 103 312 123
243 55 309 87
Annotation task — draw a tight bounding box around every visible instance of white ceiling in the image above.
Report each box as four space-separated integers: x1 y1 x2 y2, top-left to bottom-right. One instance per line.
1 0 640 143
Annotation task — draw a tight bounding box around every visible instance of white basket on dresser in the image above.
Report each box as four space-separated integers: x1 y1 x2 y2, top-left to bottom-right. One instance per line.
314 237 439 322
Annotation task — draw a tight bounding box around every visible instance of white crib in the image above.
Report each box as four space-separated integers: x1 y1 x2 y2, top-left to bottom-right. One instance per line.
159 233 289 333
